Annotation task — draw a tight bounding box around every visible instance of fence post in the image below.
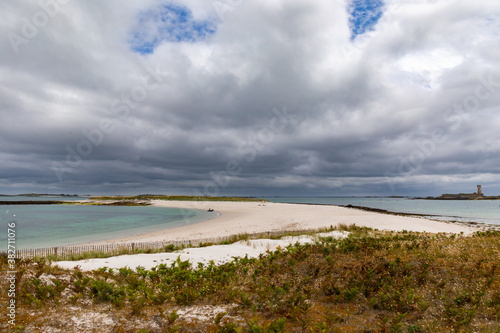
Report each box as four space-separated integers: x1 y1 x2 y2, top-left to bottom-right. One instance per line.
54 247 58 259
131 243 135 254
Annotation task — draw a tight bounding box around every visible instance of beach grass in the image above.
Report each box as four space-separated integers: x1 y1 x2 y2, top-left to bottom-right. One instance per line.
2 226 500 332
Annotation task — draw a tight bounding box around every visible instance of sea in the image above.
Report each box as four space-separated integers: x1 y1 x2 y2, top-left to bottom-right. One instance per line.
0 197 217 250
1 196 499 250
265 197 500 226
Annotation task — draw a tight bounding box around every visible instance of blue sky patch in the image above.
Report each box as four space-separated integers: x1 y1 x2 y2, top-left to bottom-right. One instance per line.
130 3 216 54
348 0 384 39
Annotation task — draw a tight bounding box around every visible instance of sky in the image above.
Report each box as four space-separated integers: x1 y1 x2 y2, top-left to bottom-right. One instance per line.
1 0 499 197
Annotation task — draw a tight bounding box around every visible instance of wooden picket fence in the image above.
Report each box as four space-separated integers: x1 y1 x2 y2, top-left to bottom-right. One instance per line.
14 239 203 261
7 229 316 261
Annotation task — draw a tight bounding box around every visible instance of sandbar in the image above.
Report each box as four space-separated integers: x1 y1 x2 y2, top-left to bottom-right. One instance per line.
87 200 476 245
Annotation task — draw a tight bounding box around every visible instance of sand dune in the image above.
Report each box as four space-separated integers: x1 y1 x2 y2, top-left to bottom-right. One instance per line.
55 231 348 271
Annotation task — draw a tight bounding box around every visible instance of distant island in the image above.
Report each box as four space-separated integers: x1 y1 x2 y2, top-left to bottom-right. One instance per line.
423 185 500 200
17 193 81 197
0 193 82 197
0 195 268 206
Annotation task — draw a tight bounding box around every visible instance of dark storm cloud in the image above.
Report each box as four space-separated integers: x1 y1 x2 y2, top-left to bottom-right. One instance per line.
1 0 499 196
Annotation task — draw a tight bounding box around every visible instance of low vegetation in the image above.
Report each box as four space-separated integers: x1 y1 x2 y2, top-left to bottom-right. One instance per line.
63 201 151 207
2 226 500 332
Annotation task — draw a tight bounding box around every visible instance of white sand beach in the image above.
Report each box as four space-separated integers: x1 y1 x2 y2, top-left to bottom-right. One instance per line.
55 200 476 271
89 200 476 245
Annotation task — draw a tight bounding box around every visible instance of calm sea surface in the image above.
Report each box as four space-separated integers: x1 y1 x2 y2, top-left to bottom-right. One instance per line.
266 197 500 226
0 197 216 249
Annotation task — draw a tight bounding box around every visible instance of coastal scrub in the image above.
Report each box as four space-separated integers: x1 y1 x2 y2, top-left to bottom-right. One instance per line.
1 226 500 332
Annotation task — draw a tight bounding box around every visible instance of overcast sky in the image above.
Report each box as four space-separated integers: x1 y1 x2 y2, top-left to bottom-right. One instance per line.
1 0 499 196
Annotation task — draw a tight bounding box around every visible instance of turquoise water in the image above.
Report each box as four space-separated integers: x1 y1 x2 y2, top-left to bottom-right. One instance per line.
0 196 86 201
266 197 500 225
0 202 216 249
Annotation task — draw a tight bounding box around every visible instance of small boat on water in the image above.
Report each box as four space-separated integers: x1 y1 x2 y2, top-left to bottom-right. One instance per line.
207 208 214 212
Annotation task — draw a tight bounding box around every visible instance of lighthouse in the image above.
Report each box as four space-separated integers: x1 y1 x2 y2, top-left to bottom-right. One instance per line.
477 185 483 196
